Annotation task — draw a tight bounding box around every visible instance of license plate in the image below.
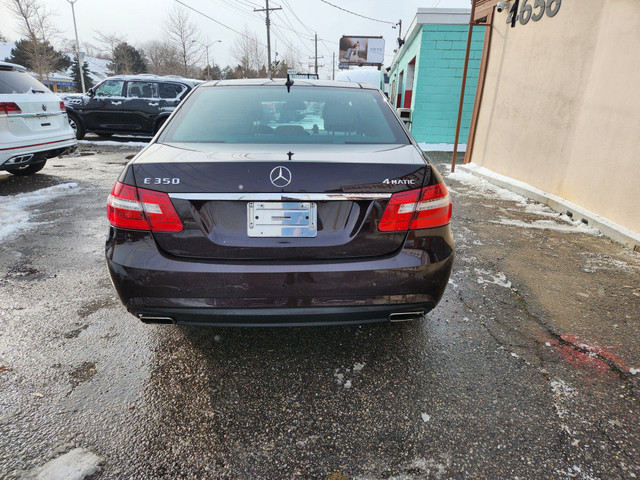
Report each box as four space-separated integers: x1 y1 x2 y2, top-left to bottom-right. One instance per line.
247 202 317 238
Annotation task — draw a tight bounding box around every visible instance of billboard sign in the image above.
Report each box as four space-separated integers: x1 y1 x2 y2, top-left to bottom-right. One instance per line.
339 36 385 66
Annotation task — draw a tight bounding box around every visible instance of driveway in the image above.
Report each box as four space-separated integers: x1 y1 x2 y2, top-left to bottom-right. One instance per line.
0 146 638 479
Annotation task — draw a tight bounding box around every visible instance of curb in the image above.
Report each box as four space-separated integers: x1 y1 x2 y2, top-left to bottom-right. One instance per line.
458 163 640 252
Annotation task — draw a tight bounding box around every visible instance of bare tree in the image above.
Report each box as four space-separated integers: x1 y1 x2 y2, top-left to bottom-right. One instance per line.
163 5 202 77
232 27 266 79
94 31 125 60
7 0 61 81
142 40 182 76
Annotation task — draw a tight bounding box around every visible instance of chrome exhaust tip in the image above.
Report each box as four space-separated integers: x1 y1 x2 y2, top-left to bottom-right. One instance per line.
388 311 425 322
138 315 175 325
5 154 34 165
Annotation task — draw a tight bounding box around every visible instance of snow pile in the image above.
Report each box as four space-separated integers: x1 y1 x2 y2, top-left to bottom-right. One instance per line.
79 139 149 148
494 218 600 235
26 448 102 480
0 183 79 241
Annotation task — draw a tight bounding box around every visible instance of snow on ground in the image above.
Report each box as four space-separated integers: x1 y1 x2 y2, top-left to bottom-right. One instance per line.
446 170 528 205
78 139 149 148
444 169 601 235
26 448 102 480
493 218 600 235
474 268 512 289
419 143 466 152
0 183 80 241
578 251 640 273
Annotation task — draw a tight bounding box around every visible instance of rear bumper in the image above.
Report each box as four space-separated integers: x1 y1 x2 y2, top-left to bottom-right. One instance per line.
0 135 77 167
134 304 433 327
106 227 454 326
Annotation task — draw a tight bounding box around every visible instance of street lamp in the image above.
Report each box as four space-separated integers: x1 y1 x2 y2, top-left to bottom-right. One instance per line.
201 40 221 80
67 0 86 94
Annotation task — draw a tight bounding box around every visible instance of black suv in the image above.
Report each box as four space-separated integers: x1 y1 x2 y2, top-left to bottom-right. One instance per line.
60 74 201 139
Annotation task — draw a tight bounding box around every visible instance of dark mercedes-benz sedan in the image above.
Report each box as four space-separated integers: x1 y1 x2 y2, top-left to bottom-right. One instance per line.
105 79 453 326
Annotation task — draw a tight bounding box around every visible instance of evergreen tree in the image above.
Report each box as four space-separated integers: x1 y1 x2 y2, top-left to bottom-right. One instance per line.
107 42 147 75
6 39 71 72
70 57 94 92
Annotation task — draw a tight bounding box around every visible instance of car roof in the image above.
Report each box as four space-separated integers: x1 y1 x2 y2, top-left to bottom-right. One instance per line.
203 78 377 90
0 61 28 72
104 73 202 87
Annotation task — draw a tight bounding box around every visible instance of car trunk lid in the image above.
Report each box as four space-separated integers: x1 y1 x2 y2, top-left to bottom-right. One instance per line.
130 143 430 261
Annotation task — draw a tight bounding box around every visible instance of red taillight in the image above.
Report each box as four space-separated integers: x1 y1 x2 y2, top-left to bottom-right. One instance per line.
379 182 452 232
0 102 22 115
59 101 66 111
107 182 183 232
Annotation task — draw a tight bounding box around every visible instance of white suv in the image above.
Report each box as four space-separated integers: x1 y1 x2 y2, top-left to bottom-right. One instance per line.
0 61 77 176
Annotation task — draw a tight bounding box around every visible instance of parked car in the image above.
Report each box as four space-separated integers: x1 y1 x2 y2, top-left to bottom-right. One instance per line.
105 79 454 326
60 74 201 140
0 62 77 176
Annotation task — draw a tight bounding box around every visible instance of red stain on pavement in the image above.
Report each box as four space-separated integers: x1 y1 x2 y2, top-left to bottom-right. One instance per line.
544 334 630 379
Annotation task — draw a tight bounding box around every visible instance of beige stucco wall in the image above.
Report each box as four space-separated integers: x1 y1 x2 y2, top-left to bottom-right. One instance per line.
471 0 640 233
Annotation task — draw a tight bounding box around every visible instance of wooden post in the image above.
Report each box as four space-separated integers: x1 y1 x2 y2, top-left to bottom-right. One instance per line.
451 1 476 173
465 10 493 165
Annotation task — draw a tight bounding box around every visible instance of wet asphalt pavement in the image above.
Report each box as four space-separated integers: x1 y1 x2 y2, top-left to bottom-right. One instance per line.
0 142 638 479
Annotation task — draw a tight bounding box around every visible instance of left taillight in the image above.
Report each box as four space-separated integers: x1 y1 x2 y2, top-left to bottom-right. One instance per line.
59 101 66 111
379 182 452 232
107 182 183 233
0 102 22 115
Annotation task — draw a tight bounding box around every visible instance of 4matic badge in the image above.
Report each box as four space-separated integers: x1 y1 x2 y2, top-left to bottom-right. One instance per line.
382 178 415 185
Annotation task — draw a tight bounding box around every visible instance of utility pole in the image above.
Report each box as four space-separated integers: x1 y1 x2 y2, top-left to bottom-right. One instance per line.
67 0 86 93
332 52 335 80
254 0 282 78
308 34 324 77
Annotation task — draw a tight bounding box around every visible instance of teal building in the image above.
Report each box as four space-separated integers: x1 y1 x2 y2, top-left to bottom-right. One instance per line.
389 9 485 145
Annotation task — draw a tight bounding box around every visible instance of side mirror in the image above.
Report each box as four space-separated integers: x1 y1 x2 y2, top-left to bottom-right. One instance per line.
87 88 95 98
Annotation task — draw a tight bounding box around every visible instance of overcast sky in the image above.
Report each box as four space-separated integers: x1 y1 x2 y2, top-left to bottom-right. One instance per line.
1 0 471 78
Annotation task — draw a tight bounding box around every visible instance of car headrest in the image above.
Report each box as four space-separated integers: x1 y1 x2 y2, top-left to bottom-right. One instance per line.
322 101 356 133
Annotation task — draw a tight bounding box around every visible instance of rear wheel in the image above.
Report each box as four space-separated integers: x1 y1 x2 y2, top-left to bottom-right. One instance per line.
67 111 85 140
6 160 47 176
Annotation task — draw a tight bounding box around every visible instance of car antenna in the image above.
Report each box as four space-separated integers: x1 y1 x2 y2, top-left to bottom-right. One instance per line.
285 73 294 93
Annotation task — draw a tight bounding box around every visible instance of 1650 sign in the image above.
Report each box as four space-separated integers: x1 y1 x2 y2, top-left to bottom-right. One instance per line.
507 0 561 27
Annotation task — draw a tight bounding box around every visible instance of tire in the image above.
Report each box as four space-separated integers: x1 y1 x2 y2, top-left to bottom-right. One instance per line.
6 160 47 176
67 111 85 140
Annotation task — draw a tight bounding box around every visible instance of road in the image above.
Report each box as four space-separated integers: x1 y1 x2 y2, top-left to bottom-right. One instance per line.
0 141 638 479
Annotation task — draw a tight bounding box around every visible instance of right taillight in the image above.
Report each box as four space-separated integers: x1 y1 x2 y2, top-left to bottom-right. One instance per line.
107 182 183 232
379 182 452 232
0 102 22 115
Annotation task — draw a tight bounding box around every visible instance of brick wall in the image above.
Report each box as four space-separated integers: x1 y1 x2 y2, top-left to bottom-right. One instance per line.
409 25 484 144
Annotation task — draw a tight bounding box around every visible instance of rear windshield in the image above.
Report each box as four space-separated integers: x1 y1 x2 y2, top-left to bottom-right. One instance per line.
159 85 409 145
0 70 51 94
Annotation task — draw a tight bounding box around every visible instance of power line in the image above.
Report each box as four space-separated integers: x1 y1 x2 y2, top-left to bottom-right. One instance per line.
281 0 315 36
173 0 268 47
318 0 395 25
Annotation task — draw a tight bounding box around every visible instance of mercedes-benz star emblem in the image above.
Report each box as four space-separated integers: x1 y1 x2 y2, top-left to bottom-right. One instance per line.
270 166 292 188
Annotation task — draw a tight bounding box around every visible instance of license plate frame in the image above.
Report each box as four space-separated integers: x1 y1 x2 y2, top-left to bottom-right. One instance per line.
247 201 317 238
